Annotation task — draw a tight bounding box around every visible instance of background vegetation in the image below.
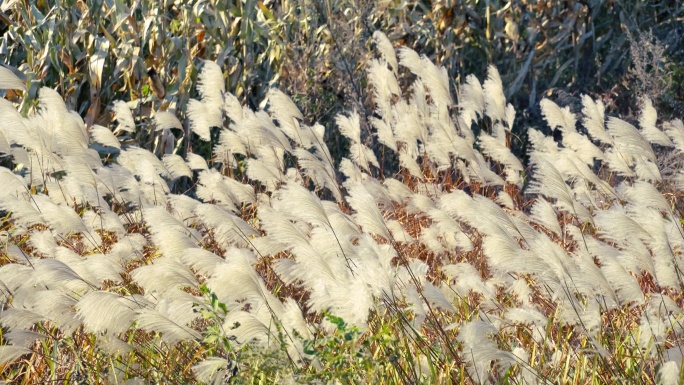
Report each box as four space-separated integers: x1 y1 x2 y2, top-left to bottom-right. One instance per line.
2 0 683 159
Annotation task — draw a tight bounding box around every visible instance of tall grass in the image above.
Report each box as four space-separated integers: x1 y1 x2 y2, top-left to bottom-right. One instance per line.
0 30 683 385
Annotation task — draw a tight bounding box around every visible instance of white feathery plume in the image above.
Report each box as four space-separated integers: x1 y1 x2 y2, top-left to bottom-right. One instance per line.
223 92 244 123
397 46 422 76
240 110 293 153
143 206 198 257
27 230 57 257
195 169 241 210
346 183 391 240
76 291 138 335
393 100 426 155
443 263 497 307
527 127 559 154
0 308 45 330
618 206 681 288
1 199 44 230
603 147 636 177
336 110 361 144
131 256 197 296
426 208 474 252
431 116 478 162
153 111 183 131
594 205 654 247
529 197 562 236
0 167 29 200
505 103 516 130
398 48 452 109
197 60 225 106
553 150 614 198
528 154 592 224
503 307 549 346
192 357 233 384
458 320 516 382
108 235 145 265
186 152 208 171
618 181 671 214
196 61 225 128
90 124 121 149
222 310 274 346
133 160 171 205
111 100 135 133
424 130 454 170
205 249 274 307
195 203 259 248
398 151 424 180
540 98 576 133
383 178 413 203
339 157 366 183
258 209 337 284
372 31 398 73
0 99 31 150
186 99 212 141
246 157 283 192
215 128 248 159
41 94 89 155
562 131 604 165
634 158 662 182
180 248 224 277
162 154 193 180
367 60 396 121
30 194 88 235
459 74 485 127
4 330 47 348
598 253 645 305
81 253 124 285
168 194 201 224
483 65 506 124
607 117 657 162
322 200 361 239
349 142 380 172
478 132 523 185
639 97 672 146
118 146 169 178
0 345 31 365
25 290 80 334
664 119 684 153
581 94 612 144
420 58 452 109
135 305 201 345
95 334 134 357
266 88 304 144
418 226 445 255
371 116 397 152
0 129 10 154
658 361 680 385
33 258 90 294
471 152 505 186
386 219 414 243
293 147 342 202
96 164 142 205
495 190 515 210
0 65 26 90
272 183 329 228
0 264 34 302
421 281 455 312
64 154 100 188
410 76 429 118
